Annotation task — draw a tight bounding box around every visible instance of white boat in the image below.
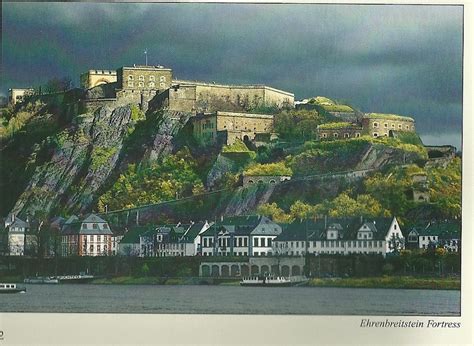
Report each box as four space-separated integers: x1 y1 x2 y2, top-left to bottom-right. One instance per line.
240 275 309 287
0 283 26 294
24 276 59 284
240 275 293 287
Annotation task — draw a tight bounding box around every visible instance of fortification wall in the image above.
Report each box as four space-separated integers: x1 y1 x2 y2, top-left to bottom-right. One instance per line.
318 126 363 140
362 116 415 137
169 81 294 113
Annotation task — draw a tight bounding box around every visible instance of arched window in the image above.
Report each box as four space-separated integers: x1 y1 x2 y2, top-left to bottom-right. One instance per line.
373 122 379 128
160 82 165 88
149 82 155 88
149 76 155 81
139 75 144 81
334 133 339 138
355 133 360 137
138 82 144 87
344 133 350 138
128 75 133 80
160 76 166 82
128 81 134 87
373 133 379 137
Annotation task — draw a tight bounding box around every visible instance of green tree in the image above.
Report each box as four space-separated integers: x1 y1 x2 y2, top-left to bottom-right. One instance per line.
257 203 293 223
98 148 205 211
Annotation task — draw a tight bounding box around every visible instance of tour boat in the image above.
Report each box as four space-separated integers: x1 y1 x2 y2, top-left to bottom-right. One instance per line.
0 283 26 294
240 276 292 287
24 276 59 284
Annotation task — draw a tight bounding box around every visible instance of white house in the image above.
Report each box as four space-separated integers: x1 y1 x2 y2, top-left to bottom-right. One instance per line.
4 214 28 256
200 215 282 257
273 217 405 258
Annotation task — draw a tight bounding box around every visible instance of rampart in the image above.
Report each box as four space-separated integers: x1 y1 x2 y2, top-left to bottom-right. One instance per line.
167 80 294 113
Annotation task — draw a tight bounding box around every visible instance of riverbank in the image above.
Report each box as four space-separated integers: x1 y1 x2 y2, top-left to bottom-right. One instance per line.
307 276 460 290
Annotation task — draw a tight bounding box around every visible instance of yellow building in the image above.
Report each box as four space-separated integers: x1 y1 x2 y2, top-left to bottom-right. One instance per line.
192 111 274 145
116 65 172 92
362 113 415 138
80 70 117 89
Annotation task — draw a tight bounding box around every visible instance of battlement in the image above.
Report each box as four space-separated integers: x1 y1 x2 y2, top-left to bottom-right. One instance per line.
173 80 294 98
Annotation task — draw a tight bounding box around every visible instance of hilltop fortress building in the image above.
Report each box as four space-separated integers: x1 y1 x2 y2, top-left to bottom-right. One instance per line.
77 64 294 146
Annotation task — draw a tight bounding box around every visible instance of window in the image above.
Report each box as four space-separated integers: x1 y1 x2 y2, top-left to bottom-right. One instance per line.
82 224 87 229
384 123 388 128
128 81 134 87
149 76 155 81
244 238 248 247
322 133 327 138
373 122 379 128
254 238 258 247
398 124 402 129
344 133 350 138
267 238 272 247
334 133 339 138
355 133 360 137
160 76 166 82
139 82 144 87
364 234 367 239
103 224 109 229
406 125 409 130
139 75 144 81
373 133 379 137
93 223 98 229
128 75 133 80
391 124 395 128
149 82 155 88
160 82 165 88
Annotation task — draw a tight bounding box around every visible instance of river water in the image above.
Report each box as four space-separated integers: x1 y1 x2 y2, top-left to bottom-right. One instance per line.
0 284 460 315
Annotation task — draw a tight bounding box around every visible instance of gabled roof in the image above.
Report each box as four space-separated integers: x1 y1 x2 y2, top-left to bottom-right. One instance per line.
121 225 156 244
200 216 263 237
274 217 397 241
421 220 461 238
10 217 28 229
83 214 107 224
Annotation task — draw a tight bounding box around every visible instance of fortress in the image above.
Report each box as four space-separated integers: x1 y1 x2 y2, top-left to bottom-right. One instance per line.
12 63 418 146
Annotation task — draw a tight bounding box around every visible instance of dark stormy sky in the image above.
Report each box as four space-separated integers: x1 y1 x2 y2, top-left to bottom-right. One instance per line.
1 3 463 148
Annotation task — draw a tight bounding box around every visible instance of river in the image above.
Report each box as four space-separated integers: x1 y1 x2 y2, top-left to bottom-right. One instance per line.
0 284 460 315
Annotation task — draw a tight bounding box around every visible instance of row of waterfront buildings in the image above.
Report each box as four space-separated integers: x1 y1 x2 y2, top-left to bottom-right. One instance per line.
1 213 460 258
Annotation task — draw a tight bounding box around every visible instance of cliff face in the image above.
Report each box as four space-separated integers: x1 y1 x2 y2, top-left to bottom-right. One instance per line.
10 105 133 216
6 96 192 218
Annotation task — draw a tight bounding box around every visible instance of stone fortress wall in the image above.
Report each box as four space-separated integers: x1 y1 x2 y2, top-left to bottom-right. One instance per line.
192 111 275 146
80 70 117 89
168 80 294 113
361 114 416 137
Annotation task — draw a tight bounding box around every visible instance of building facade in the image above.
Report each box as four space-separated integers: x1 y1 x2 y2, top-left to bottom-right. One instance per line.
317 123 363 140
200 215 282 257
361 113 416 138
192 111 275 145
156 80 294 113
61 214 113 256
406 220 460 252
80 70 117 89
273 217 405 258
4 214 28 256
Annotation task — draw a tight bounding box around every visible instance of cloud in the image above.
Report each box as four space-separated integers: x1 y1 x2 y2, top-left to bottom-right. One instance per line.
1 3 463 146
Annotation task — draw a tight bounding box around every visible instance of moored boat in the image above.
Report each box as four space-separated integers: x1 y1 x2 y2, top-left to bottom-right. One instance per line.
24 276 59 284
0 283 26 294
240 275 304 287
